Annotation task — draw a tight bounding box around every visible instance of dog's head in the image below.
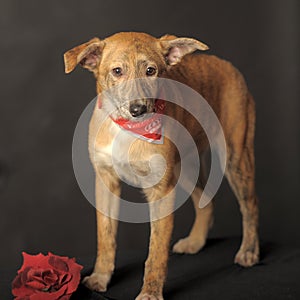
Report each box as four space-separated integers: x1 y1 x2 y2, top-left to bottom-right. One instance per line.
64 32 208 120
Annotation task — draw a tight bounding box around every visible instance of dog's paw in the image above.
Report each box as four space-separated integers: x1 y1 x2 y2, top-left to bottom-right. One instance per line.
135 293 164 300
173 237 205 254
234 248 259 267
82 272 111 292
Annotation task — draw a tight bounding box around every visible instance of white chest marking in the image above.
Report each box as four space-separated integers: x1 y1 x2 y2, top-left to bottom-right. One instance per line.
92 121 166 187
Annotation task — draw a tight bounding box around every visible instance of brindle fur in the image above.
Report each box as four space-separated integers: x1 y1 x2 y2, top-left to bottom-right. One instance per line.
64 32 259 300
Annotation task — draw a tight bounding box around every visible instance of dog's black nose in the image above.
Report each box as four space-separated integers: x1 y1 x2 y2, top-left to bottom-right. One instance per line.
129 104 147 117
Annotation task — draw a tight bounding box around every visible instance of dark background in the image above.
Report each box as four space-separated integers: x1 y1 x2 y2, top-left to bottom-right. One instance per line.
0 0 299 285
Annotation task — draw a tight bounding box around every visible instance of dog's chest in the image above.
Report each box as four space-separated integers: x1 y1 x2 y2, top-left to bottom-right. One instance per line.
92 121 165 187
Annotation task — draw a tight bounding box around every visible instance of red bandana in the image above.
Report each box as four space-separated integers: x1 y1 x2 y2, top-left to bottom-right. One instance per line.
109 99 166 143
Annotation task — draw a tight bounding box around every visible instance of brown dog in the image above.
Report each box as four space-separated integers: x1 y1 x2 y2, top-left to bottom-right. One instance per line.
64 32 259 300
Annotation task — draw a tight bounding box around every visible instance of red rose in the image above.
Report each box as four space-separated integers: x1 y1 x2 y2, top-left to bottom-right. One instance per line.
12 252 83 300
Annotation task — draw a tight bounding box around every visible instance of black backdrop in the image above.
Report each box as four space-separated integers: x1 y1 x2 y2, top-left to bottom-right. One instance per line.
0 0 299 273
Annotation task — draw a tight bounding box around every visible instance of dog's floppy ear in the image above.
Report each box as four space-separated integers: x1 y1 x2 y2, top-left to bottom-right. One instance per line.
159 35 209 65
63 38 104 73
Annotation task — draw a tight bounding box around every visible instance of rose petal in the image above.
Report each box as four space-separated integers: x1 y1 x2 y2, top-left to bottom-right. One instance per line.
48 256 68 272
30 284 68 300
26 280 48 290
12 282 35 298
28 268 43 275
12 268 36 297
43 271 59 285
25 268 55 291
48 252 72 261
59 295 72 300
21 267 31 285
16 296 30 300
64 260 83 294
20 253 51 272
12 273 22 289
58 272 72 286
27 268 46 283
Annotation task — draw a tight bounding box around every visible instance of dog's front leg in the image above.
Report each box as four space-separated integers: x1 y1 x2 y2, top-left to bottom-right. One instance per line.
83 169 120 292
136 186 175 300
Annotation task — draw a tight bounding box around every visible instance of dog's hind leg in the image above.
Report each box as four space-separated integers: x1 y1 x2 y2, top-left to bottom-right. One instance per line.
173 152 214 254
225 95 259 267
173 189 213 254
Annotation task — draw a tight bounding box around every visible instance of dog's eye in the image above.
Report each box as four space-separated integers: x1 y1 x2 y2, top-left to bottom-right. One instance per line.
112 67 123 77
146 67 156 76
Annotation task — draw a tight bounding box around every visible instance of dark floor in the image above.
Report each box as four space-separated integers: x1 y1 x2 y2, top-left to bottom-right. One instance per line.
3 237 300 300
